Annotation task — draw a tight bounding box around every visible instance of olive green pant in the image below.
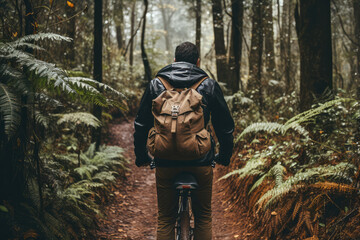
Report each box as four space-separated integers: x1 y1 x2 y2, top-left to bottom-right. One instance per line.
156 166 213 240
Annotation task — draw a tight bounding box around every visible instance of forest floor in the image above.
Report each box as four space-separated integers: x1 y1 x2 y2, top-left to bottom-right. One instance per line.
95 119 260 240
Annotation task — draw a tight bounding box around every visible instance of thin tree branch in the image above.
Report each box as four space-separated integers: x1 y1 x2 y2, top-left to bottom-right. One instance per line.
48 6 87 28
222 0 232 17
123 16 144 57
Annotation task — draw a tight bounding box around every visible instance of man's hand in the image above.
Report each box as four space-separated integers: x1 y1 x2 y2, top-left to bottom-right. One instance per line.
214 153 230 166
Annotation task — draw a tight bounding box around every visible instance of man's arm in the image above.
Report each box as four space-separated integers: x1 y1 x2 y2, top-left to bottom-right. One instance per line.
210 81 235 166
133 84 154 167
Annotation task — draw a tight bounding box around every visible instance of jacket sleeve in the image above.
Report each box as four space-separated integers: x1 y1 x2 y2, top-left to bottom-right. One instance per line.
209 81 235 166
133 84 154 167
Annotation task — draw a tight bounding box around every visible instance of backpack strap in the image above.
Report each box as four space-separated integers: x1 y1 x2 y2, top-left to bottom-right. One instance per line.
157 76 173 90
190 76 208 90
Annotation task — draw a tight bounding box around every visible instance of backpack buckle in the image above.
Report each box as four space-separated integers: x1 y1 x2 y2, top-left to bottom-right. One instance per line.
171 105 180 118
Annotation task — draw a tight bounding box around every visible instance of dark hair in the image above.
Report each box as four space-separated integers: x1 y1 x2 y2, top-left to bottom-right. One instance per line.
175 42 199 65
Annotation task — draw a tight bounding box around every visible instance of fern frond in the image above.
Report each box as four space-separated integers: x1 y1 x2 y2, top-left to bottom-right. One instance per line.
68 77 125 98
309 182 356 194
257 162 357 209
248 174 268 194
56 112 101 128
1 64 33 96
235 122 310 144
284 98 354 127
220 156 267 180
0 83 21 137
269 162 286 187
8 41 46 52
35 111 49 129
35 93 63 108
16 32 72 43
93 171 117 182
74 165 98 179
292 195 303 220
235 122 283 143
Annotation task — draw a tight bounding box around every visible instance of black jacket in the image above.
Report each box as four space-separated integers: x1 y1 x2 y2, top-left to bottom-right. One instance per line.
133 62 234 167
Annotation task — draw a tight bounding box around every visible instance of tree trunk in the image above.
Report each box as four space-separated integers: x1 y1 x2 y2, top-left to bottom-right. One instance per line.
23 0 36 35
65 0 76 68
229 0 244 93
295 0 332 112
264 0 276 79
354 0 360 87
130 1 136 67
159 0 172 53
92 0 103 150
354 0 360 140
248 0 264 113
196 0 201 57
114 0 125 52
212 0 228 85
285 1 292 92
141 0 152 82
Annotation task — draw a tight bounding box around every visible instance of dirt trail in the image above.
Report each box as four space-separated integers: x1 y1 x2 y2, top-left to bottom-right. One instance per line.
95 119 259 240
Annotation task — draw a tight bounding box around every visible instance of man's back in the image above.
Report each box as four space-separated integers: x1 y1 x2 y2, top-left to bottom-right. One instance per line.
134 61 234 167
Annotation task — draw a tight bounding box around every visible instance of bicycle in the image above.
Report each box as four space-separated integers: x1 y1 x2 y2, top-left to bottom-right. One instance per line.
150 160 215 240
174 172 198 240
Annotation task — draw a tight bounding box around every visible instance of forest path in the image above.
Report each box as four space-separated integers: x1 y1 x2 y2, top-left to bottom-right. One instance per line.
95 119 259 240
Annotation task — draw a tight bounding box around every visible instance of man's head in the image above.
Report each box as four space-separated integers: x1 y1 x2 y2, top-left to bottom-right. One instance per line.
174 42 200 66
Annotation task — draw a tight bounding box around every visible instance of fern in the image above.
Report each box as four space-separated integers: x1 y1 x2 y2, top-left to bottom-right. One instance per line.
74 165 98 179
35 110 49 129
249 162 286 194
56 112 101 128
16 32 72 43
284 98 353 128
220 156 267 180
257 162 357 209
0 83 21 137
235 122 309 143
93 171 117 182
68 77 125 98
235 98 356 144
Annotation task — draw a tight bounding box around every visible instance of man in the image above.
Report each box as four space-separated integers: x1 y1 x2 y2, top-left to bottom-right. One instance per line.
134 42 234 240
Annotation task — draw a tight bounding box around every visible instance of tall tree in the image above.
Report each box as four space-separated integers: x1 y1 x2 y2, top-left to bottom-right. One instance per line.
354 0 360 88
113 0 125 52
228 0 244 93
295 0 332 112
279 0 293 92
129 1 136 67
24 0 36 35
141 0 152 82
159 0 175 54
248 0 264 113
212 0 228 85
195 0 201 56
263 0 276 79
92 0 103 149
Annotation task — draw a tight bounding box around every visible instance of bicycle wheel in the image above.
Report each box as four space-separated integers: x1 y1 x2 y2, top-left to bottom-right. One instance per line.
180 202 190 240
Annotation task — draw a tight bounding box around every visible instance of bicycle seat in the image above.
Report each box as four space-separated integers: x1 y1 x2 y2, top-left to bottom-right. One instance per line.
173 173 199 190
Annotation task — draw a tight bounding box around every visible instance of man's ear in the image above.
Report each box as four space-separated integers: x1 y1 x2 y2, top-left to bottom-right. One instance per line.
174 58 176 62
196 58 200 67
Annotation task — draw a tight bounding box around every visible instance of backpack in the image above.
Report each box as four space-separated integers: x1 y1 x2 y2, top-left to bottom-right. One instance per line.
146 76 211 161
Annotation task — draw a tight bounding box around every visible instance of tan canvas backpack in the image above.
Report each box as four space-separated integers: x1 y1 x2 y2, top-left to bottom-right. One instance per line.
146 76 211 161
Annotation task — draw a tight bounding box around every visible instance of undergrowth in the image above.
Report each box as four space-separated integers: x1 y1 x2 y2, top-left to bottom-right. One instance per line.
222 94 360 239
0 143 129 240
